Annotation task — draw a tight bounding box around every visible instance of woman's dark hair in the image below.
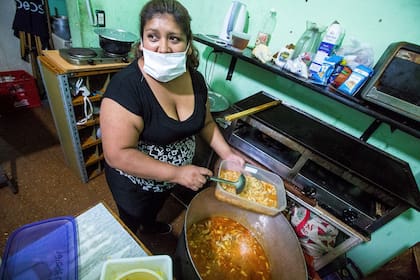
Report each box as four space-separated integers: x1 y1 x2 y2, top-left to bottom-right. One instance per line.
137 0 199 69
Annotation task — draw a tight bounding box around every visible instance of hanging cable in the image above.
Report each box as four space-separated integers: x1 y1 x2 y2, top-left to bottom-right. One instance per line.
75 78 93 126
204 50 219 90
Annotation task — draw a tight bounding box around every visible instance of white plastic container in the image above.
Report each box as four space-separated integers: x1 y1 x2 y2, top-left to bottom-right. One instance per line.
100 255 172 280
116 268 163 280
231 31 251 51
215 160 287 216
309 21 345 73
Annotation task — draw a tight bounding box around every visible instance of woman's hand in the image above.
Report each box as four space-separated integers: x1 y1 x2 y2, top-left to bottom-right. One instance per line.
175 165 213 191
224 153 245 167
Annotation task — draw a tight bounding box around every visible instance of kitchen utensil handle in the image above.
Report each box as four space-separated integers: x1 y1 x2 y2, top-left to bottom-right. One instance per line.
224 100 281 122
207 176 235 185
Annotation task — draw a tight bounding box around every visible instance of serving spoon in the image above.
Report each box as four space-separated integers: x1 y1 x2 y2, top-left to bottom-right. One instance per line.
207 174 246 194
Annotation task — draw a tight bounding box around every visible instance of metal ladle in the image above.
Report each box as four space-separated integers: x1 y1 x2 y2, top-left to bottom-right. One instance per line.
207 174 246 194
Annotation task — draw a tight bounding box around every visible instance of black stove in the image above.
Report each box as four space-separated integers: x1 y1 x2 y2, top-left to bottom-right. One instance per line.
224 91 420 237
210 92 420 271
59 48 133 65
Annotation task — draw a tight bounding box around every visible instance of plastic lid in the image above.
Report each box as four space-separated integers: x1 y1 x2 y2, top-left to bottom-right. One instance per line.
208 91 230 112
0 216 78 280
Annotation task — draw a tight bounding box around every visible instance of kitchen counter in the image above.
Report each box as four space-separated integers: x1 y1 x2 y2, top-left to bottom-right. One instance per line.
39 50 130 75
76 202 151 279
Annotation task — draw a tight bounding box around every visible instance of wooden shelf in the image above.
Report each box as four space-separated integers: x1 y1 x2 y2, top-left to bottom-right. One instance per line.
81 136 101 150
85 153 104 167
76 116 100 129
88 168 103 180
38 52 126 183
72 94 103 106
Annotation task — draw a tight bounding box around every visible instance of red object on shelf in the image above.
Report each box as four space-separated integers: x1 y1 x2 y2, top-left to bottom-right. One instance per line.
0 70 41 113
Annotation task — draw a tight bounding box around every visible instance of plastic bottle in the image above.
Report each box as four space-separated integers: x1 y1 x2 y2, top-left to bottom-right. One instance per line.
255 9 277 46
291 21 325 63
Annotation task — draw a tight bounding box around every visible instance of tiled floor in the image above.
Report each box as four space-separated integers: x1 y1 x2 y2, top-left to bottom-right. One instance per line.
0 102 194 260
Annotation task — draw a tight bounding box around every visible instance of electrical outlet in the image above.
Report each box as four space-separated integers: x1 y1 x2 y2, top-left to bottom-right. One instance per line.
96 10 105 27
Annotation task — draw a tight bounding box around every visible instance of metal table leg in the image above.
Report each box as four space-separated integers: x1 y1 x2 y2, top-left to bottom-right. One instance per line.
0 167 18 194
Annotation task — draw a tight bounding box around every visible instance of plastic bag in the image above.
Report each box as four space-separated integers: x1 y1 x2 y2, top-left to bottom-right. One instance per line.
336 37 375 69
252 44 273 64
291 206 339 258
283 54 310 79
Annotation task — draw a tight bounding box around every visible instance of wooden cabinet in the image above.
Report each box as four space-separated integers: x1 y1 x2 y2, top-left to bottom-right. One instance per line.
38 51 128 182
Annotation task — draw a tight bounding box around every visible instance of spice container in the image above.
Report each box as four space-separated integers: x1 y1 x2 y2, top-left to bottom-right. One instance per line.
214 160 287 216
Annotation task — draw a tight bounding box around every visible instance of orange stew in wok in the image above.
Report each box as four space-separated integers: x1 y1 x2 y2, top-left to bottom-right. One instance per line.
187 216 271 280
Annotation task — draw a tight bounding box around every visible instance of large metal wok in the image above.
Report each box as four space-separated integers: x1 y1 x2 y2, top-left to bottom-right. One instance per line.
94 28 138 55
175 187 308 279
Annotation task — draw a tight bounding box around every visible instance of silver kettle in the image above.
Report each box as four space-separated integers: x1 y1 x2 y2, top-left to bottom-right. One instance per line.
219 1 247 42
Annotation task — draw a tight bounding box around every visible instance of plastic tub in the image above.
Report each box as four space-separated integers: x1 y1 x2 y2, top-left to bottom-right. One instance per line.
100 255 172 280
0 70 41 113
0 216 78 280
230 31 250 51
215 160 287 215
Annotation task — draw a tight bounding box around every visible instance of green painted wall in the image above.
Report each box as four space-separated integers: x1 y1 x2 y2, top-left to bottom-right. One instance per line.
66 0 420 276
48 0 68 16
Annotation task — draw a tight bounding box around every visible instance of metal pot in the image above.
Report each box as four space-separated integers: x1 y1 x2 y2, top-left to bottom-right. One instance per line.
94 28 138 55
51 16 71 40
175 187 308 279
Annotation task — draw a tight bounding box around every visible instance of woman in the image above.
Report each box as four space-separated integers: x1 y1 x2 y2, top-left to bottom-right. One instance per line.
100 0 244 235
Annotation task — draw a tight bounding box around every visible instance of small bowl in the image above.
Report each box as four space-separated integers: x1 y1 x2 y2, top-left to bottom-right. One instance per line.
230 31 250 51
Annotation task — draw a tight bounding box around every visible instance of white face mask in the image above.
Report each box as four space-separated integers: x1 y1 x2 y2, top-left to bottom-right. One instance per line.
142 45 189 82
